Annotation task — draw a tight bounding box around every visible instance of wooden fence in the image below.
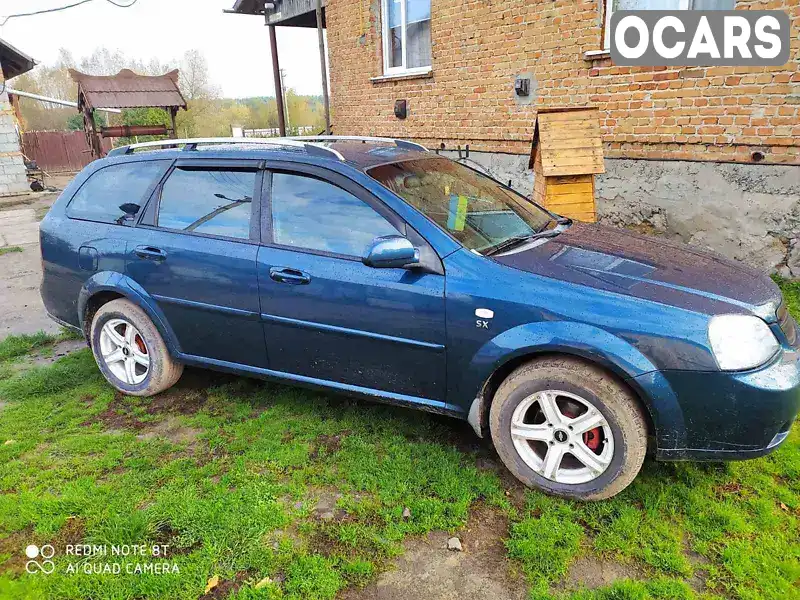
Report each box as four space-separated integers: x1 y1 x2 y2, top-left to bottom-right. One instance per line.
21 131 112 173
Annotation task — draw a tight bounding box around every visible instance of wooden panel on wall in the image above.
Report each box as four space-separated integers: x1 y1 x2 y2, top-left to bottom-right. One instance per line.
530 108 603 222
543 174 597 222
531 107 605 178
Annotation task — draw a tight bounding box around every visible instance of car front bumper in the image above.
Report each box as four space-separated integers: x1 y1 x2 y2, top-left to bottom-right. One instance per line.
634 350 800 461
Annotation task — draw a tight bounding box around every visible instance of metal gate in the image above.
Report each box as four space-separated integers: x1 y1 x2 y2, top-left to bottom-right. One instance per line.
21 131 112 173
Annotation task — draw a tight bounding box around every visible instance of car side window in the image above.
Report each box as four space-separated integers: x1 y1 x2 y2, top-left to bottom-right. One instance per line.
156 167 256 240
270 172 398 256
66 161 168 224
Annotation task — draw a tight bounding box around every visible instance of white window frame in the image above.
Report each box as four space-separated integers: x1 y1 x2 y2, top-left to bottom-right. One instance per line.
603 0 691 49
381 0 432 76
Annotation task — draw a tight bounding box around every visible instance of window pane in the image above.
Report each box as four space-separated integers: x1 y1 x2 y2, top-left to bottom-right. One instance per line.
407 0 430 23
67 161 167 224
390 26 403 67
157 168 254 239
387 0 402 27
407 18 431 68
388 0 403 67
271 173 398 256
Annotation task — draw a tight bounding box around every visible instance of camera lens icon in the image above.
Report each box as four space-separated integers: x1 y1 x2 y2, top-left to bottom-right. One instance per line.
25 544 55 574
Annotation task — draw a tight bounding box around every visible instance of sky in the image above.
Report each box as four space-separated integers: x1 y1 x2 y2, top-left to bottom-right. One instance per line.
0 0 326 98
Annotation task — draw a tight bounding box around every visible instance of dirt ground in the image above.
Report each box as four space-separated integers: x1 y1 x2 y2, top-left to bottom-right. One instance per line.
0 175 73 337
341 507 529 600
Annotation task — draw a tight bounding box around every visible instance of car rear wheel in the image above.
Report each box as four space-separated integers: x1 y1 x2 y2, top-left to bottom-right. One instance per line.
489 356 648 500
90 298 183 396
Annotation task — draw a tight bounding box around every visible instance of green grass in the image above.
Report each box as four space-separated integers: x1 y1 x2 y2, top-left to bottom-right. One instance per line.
0 331 57 361
775 275 800 317
0 246 23 257
0 328 82 362
0 285 797 599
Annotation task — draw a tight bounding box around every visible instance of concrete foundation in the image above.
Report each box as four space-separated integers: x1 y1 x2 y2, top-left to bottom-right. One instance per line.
0 89 29 197
441 150 800 278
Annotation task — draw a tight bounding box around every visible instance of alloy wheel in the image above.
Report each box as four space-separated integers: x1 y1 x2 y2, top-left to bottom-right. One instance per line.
510 390 615 484
99 318 150 385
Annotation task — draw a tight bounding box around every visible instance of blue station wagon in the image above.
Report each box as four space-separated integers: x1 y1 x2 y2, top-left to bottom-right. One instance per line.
40 136 800 500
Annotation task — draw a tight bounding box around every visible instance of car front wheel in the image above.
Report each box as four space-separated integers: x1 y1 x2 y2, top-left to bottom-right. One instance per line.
489 356 648 500
90 298 183 396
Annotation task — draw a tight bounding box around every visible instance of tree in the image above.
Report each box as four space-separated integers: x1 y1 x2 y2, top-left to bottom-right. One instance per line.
66 111 106 131
285 89 326 132
12 69 76 131
179 50 218 101
11 46 326 139
78 47 172 76
173 49 222 138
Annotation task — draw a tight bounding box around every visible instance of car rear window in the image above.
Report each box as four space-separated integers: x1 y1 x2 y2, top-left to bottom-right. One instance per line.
67 161 169 224
156 167 256 240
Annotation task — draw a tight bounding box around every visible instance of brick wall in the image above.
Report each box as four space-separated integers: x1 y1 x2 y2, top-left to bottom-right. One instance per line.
326 0 800 164
0 72 29 196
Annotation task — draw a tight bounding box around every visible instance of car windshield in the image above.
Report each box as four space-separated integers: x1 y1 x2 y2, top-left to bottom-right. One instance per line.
368 157 553 254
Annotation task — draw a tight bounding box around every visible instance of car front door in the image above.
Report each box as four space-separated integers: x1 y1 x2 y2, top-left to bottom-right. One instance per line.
127 159 268 368
256 164 447 404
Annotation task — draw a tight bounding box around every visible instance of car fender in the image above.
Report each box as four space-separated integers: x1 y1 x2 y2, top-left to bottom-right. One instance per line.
461 320 687 450
78 271 181 354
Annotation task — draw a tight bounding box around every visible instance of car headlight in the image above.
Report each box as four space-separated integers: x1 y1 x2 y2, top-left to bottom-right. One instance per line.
708 314 780 371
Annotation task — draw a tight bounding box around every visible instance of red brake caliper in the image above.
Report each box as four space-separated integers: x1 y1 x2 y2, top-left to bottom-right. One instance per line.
134 334 147 355
583 428 602 451
562 404 602 451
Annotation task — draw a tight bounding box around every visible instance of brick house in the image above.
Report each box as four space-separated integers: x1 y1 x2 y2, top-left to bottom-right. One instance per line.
0 39 36 196
231 0 800 276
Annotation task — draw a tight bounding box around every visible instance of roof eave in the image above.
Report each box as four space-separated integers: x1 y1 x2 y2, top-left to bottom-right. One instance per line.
228 0 324 27
70 68 188 111
230 0 263 15
0 38 37 80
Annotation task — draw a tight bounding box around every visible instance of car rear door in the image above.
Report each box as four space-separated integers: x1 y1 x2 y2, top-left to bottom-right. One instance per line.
256 163 447 404
41 159 172 326
127 158 267 368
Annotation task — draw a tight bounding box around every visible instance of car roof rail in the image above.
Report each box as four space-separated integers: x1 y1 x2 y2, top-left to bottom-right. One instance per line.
288 135 428 152
106 137 345 161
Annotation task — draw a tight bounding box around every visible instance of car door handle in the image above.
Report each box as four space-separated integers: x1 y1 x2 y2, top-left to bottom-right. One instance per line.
134 246 167 262
269 267 311 285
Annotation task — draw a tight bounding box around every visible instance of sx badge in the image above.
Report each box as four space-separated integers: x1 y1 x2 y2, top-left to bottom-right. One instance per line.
25 544 56 574
475 308 494 329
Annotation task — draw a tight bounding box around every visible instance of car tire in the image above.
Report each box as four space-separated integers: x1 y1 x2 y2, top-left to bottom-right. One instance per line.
489 356 648 501
90 298 183 396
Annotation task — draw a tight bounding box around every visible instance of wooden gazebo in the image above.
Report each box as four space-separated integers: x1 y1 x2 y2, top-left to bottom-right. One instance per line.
69 68 187 157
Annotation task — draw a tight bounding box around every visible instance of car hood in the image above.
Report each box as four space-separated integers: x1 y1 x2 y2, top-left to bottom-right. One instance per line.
492 222 781 317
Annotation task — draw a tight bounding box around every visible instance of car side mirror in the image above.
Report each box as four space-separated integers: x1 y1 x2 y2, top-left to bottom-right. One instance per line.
119 203 141 217
362 235 420 269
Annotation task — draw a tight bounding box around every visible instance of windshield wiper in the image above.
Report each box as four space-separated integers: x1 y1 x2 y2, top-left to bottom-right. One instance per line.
484 235 531 256
484 227 566 256
537 215 572 233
